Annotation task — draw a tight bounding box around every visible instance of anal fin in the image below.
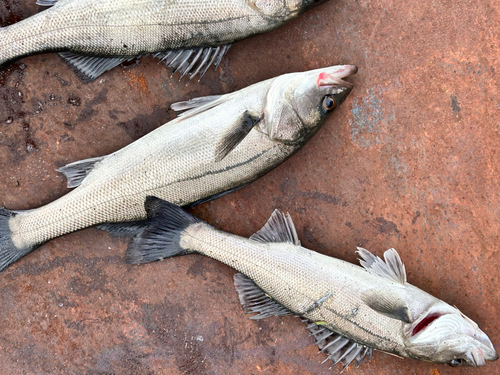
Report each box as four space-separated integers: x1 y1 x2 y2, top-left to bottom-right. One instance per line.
306 321 373 370
36 0 58 5
56 155 106 188
154 44 232 82
97 220 148 238
59 52 132 82
233 273 293 320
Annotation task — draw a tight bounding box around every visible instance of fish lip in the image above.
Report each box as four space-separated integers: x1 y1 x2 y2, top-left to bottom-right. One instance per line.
316 65 358 88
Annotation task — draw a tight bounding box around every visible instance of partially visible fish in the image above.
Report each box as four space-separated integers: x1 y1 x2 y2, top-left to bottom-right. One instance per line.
0 0 330 81
0 65 356 272
125 198 499 369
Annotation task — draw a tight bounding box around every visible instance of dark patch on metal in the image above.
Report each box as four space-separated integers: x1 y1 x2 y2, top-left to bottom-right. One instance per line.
450 95 461 113
116 105 170 140
374 217 400 237
412 211 420 225
76 88 108 122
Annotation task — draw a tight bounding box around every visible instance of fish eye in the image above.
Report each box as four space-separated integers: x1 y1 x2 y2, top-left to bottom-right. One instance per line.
321 96 337 112
449 358 465 367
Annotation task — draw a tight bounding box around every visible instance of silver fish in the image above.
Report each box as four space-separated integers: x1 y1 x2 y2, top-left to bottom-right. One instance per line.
126 199 499 369
0 65 357 271
0 0 329 81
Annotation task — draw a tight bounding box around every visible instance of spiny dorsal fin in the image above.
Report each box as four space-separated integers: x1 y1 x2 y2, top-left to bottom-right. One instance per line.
306 321 373 370
249 210 300 245
214 110 261 162
56 155 106 188
233 273 293 319
361 289 411 323
171 94 231 120
357 247 406 284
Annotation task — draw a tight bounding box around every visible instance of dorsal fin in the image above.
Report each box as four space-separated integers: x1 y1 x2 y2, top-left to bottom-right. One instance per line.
56 155 106 188
233 273 293 319
357 247 406 285
171 94 230 120
306 321 373 371
249 210 300 245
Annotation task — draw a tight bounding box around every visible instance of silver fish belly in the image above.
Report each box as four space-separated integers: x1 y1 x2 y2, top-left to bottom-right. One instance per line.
126 199 499 370
0 0 330 81
0 65 356 272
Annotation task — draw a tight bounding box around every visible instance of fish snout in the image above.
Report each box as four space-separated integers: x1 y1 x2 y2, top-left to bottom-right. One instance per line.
316 65 358 89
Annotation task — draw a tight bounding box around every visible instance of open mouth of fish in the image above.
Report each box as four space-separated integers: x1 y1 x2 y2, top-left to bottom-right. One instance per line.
316 65 358 89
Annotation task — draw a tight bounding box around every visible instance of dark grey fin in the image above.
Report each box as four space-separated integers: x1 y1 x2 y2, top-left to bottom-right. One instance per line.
233 273 293 320
36 0 57 5
306 322 373 370
249 210 300 245
186 183 249 208
59 52 132 82
125 197 201 264
357 247 407 285
361 289 411 323
97 220 148 238
56 155 105 188
0 209 35 272
214 111 261 162
154 44 232 82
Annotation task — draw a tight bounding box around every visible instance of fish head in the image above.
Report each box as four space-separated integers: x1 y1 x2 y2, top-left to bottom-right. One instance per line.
403 303 498 366
261 65 357 144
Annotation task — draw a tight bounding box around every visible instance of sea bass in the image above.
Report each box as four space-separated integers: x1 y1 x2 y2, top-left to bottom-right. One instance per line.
126 198 499 369
0 0 330 81
0 65 356 272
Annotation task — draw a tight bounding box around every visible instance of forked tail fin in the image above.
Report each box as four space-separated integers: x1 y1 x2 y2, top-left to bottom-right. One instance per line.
0 208 34 272
125 197 201 264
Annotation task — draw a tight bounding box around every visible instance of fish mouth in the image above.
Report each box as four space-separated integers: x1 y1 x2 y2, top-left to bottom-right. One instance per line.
316 65 358 89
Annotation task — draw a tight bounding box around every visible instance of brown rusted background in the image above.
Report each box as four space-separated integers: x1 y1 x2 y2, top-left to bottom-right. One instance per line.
0 0 499 374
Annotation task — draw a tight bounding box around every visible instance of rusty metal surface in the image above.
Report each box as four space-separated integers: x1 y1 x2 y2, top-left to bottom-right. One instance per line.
0 0 499 374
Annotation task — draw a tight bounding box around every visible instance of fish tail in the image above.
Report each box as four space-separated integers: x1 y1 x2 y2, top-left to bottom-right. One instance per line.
0 208 35 272
125 197 202 264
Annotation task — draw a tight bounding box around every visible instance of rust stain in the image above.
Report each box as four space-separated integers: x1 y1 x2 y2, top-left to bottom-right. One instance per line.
124 70 149 96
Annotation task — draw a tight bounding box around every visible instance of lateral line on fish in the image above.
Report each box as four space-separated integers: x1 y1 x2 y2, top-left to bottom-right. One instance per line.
179 230 402 350
0 16 257 49
19 147 275 237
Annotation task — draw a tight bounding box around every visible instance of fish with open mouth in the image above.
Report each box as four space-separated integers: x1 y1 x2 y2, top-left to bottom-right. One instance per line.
0 0 330 81
0 65 356 272
125 198 499 370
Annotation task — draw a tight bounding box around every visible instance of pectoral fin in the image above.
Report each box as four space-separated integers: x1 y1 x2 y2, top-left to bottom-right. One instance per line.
361 289 411 323
214 111 261 162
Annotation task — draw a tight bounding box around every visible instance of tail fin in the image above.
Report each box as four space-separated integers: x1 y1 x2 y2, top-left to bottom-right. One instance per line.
0 209 34 272
125 197 201 264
